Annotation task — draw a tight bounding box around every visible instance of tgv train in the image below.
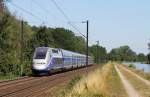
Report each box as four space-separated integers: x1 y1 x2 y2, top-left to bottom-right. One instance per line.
32 47 93 75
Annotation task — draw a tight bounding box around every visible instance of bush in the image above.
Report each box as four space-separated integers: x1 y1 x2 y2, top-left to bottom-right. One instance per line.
0 64 19 76
0 62 32 78
128 64 135 69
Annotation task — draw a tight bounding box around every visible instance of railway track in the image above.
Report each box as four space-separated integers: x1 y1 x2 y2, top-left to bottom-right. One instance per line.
0 75 66 97
0 65 97 97
0 77 36 88
0 76 29 83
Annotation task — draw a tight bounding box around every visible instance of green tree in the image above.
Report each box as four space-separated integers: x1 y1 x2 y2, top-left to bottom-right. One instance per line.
89 45 107 63
51 28 75 50
147 53 150 64
0 4 34 76
137 53 147 62
108 45 137 62
73 36 86 54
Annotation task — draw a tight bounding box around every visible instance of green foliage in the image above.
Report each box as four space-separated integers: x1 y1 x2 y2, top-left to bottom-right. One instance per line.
0 7 34 78
89 45 107 63
0 13 20 76
137 53 147 62
52 28 78 51
32 26 54 47
147 53 150 64
108 45 137 62
0 64 20 76
128 64 136 69
73 36 86 54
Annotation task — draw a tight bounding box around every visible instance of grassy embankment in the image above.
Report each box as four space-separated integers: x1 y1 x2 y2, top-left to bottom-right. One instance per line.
123 64 150 81
56 63 127 97
118 65 150 97
0 75 20 81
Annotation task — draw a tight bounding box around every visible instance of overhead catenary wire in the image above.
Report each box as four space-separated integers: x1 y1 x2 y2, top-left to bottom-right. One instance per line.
8 1 96 45
32 0 50 14
31 0 64 23
8 2 47 25
32 0 84 34
8 0 86 38
9 1 87 37
50 0 86 38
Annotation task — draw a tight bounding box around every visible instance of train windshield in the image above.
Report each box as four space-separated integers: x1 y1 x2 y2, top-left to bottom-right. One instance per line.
34 48 48 59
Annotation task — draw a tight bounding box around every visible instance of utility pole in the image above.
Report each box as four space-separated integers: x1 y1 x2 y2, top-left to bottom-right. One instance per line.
96 41 99 64
82 20 89 66
86 20 89 67
82 20 89 73
20 20 24 76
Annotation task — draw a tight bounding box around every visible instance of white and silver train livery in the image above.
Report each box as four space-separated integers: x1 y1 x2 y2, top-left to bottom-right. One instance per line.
32 47 93 74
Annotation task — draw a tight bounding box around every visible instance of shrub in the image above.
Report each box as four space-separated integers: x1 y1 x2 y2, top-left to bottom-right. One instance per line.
128 64 135 69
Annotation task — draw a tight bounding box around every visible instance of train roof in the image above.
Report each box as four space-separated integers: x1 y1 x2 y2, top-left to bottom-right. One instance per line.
36 47 92 57
61 49 85 56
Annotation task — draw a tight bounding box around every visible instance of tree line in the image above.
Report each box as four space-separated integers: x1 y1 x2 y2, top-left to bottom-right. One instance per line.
0 0 148 77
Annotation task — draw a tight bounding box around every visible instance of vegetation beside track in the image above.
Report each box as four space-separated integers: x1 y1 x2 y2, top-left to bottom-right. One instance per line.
56 63 127 97
0 75 19 81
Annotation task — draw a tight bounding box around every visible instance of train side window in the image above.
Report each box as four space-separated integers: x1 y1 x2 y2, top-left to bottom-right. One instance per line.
52 49 58 53
55 58 63 64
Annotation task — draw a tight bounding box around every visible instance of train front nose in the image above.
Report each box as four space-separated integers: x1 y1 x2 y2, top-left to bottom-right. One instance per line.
32 60 48 70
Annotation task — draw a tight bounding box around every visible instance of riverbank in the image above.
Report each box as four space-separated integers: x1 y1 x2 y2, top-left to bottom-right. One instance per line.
123 64 150 81
117 64 150 97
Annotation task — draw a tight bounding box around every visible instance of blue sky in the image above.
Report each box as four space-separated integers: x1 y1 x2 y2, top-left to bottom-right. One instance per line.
6 0 150 54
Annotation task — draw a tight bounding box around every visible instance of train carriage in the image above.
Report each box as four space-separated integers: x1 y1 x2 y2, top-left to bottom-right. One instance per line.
32 47 94 75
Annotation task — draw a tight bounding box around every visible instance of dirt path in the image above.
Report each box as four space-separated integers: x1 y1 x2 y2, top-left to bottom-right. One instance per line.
119 65 150 86
114 65 141 97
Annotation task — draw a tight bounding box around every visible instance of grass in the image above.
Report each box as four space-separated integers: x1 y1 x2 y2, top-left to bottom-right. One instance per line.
67 76 82 90
118 65 150 97
70 63 112 97
56 63 127 97
57 76 82 97
0 73 20 81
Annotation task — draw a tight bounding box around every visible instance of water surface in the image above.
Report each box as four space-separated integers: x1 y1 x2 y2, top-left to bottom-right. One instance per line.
123 62 150 73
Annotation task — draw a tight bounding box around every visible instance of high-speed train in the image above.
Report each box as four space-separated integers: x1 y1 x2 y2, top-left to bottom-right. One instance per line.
32 47 94 75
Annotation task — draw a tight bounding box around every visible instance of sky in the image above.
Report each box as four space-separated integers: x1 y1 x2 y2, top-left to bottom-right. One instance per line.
6 0 150 54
